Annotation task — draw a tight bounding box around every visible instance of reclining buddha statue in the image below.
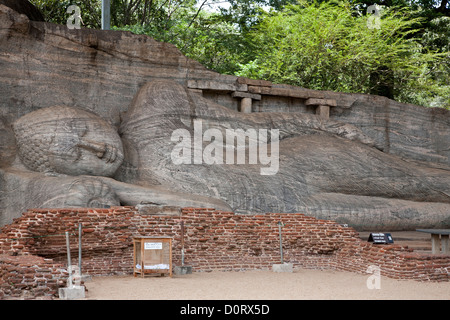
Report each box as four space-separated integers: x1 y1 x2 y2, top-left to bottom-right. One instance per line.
0 80 448 230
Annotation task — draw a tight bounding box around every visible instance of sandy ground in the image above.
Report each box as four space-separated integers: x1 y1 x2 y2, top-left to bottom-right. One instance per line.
81 269 449 300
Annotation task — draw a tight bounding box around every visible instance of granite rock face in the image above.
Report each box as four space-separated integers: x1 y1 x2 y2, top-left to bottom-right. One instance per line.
0 3 449 230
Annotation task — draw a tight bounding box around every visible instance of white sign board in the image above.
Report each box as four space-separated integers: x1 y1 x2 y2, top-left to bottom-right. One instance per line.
144 242 162 250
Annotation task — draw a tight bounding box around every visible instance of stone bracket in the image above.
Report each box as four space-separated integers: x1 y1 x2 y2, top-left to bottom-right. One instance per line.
188 77 339 116
187 79 247 92
231 91 262 100
305 98 337 120
231 91 262 113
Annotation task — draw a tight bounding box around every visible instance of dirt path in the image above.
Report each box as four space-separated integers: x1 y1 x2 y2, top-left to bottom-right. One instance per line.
82 269 449 300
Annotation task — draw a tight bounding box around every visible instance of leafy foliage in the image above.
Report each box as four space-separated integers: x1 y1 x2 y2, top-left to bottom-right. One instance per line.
237 1 449 108
31 0 102 28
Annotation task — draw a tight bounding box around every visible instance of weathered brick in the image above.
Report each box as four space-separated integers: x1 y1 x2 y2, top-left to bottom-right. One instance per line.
1 206 449 300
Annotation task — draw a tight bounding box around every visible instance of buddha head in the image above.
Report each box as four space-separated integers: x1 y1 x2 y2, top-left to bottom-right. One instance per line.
13 106 123 177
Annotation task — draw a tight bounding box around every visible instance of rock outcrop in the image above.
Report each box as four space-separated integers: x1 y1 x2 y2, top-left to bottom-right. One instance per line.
0 3 449 230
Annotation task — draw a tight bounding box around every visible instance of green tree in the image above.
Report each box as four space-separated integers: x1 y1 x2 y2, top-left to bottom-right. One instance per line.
352 0 449 103
30 0 102 28
396 15 450 107
174 11 251 74
237 0 448 108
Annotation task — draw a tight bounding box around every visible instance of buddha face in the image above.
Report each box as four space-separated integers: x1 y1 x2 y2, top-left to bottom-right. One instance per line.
13 106 123 177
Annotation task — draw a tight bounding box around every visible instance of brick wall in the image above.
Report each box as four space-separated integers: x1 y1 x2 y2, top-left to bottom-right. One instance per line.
0 255 66 299
1 207 449 299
